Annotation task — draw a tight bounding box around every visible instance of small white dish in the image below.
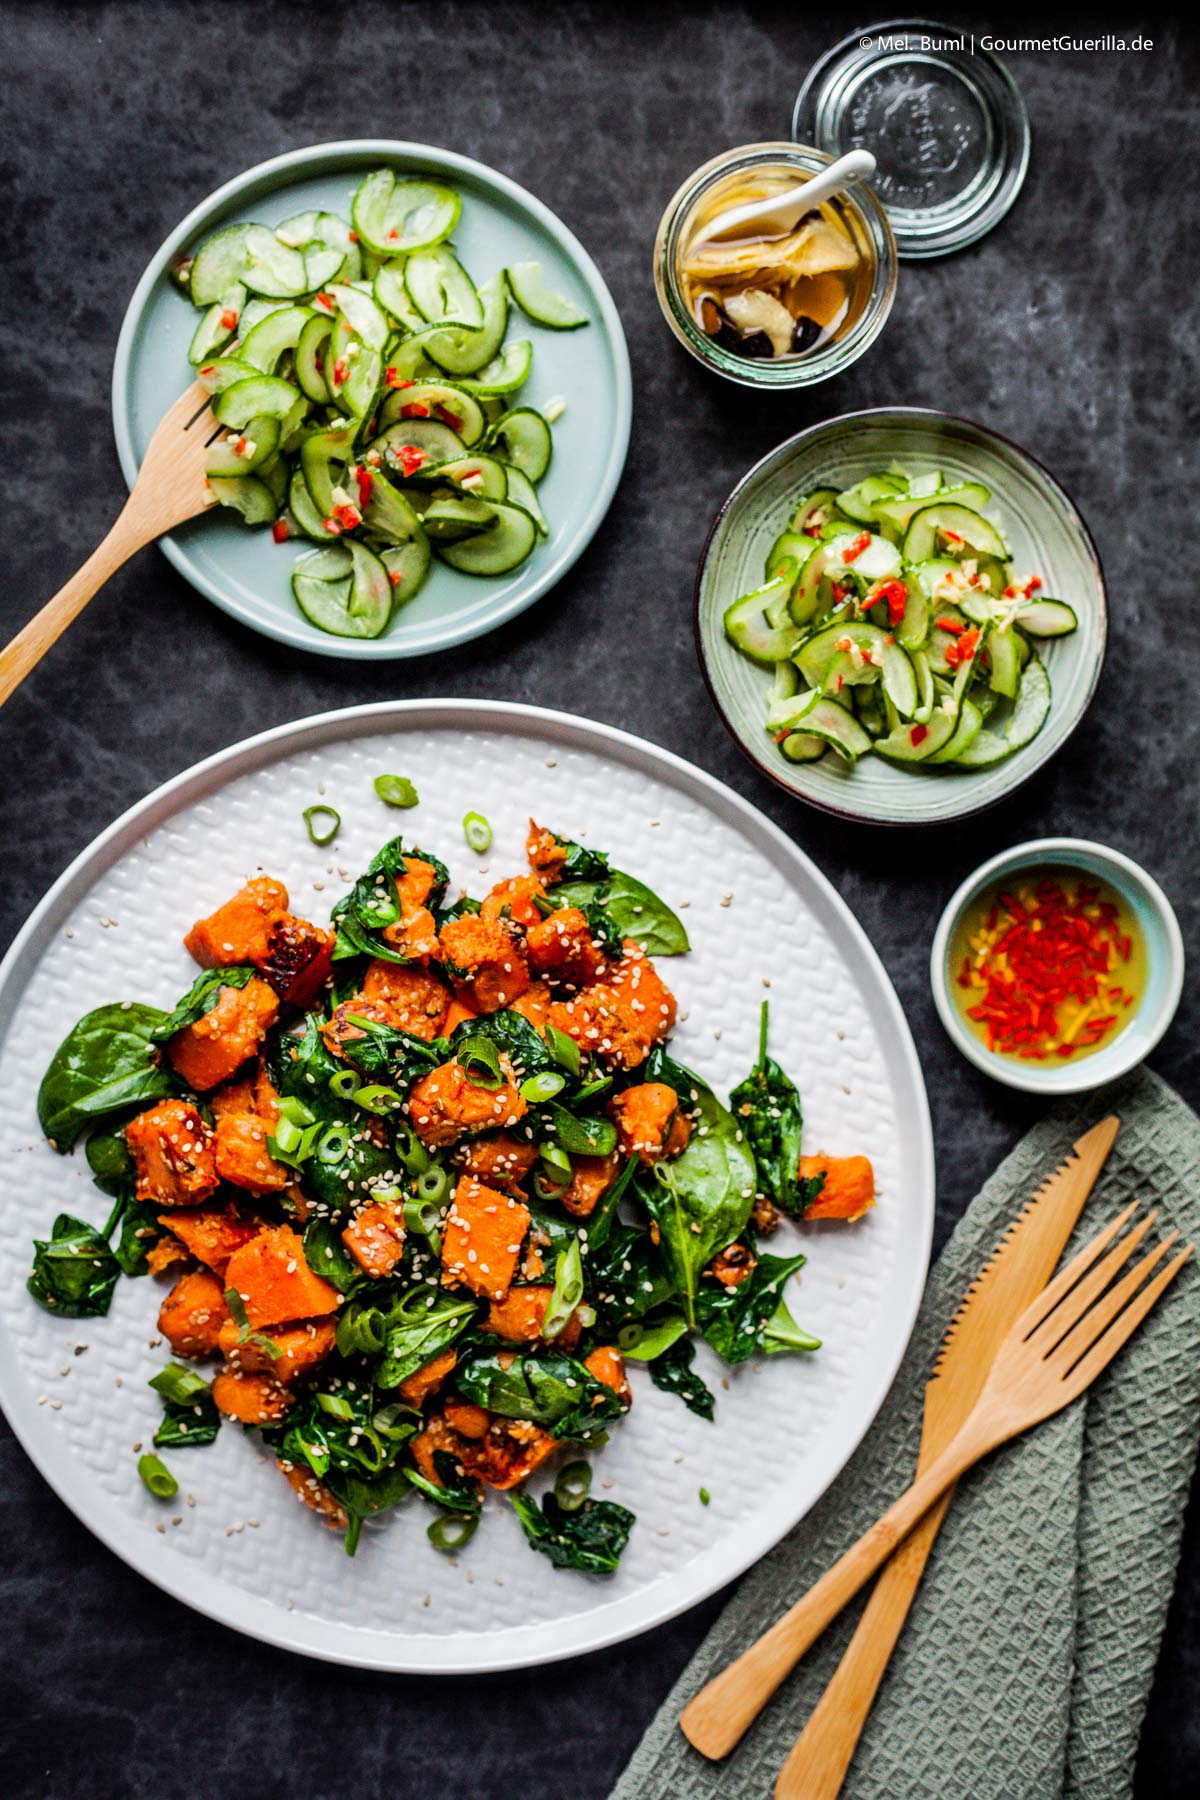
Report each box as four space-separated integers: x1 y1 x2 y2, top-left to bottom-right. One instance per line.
931 838 1184 1095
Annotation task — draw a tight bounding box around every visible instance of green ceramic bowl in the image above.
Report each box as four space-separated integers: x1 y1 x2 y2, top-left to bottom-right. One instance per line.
696 408 1107 825
113 140 631 660
930 838 1184 1094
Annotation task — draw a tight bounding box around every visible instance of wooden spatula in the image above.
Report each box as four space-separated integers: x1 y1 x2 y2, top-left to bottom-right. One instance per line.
0 381 220 707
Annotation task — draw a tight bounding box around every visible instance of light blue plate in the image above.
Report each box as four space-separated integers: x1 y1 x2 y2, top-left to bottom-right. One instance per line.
112 140 632 659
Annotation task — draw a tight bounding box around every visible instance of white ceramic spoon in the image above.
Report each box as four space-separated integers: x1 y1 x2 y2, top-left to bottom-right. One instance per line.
699 149 877 245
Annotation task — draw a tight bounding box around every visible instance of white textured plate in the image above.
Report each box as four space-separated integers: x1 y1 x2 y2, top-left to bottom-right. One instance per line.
112 142 632 659
697 408 1107 825
0 702 933 1671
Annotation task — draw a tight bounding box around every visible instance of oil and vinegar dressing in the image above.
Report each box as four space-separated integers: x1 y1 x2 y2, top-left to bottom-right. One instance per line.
677 166 872 362
950 867 1146 1064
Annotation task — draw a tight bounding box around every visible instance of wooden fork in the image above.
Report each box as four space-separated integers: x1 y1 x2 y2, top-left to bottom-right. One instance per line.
680 1203 1192 1765
0 381 220 707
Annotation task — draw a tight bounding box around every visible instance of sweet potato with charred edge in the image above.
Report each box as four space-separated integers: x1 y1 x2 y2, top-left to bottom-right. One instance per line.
561 1151 620 1218
397 1347 457 1408
440 1176 530 1301
585 1345 631 1405
158 1203 260 1275
342 1200 406 1277
184 877 288 968
125 1099 219 1207
277 1456 348 1528
408 1057 527 1147
360 959 451 1039
526 819 569 884
260 912 335 1010
223 1224 340 1329
526 907 607 987
219 1316 337 1381
484 1284 582 1350
411 1411 555 1493
438 914 531 1013
212 1367 293 1424
799 1154 876 1222
452 1131 539 1186
481 875 547 929
158 1268 230 1358
611 1083 691 1164
319 997 397 1061
167 975 279 1091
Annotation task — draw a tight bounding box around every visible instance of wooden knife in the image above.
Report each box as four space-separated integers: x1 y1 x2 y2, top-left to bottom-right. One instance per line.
770 1114 1121 1799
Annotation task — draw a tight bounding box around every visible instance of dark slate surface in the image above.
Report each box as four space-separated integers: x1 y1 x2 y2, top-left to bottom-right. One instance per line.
1 5 1196 1796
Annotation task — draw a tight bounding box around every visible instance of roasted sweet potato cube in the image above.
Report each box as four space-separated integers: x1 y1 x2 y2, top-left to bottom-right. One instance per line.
561 1151 621 1217
443 1394 490 1439
125 1099 219 1207
526 819 568 884
378 856 442 961
214 1111 291 1194
484 1284 582 1350
440 1176 530 1301
183 877 288 968
526 907 607 986
360 959 451 1039
800 1154 875 1222
342 1200 406 1277
218 1315 337 1382
319 997 397 1061
408 1057 527 1147
481 875 548 929
223 1224 341 1329
547 989 646 1070
438 914 531 1013
167 975 280 1091
441 996 479 1034
145 1234 189 1275
411 1411 554 1493
159 1203 261 1275
277 1456 348 1528
158 1268 230 1358
452 1131 539 1186
212 1367 293 1424
510 982 551 1035
585 1344 631 1405
611 1082 690 1164
607 941 677 1045
397 1347 457 1409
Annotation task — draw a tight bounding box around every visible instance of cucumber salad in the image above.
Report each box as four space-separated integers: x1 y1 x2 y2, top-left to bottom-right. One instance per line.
173 168 589 639
724 464 1079 771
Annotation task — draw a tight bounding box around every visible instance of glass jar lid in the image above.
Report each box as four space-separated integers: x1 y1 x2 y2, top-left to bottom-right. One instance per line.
793 20 1031 258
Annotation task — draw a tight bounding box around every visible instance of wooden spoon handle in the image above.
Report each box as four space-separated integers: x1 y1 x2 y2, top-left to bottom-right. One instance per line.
0 508 147 707
772 1485 956 1800
680 1432 982 1761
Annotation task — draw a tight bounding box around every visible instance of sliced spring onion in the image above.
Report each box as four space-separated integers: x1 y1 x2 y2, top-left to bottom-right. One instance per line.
542 1238 584 1340
456 1034 503 1089
547 1106 617 1157
463 811 492 853
373 1402 417 1440
303 803 341 845
137 1452 178 1500
223 1286 250 1331
545 1022 581 1076
533 1164 572 1202
404 1195 443 1251
317 1124 351 1164
519 1070 566 1103
428 1511 479 1553
393 1122 432 1176
316 1392 355 1420
147 1363 211 1407
539 1141 572 1175
699 1487 711 1506
277 1095 317 1126
329 1068 362 1100
354 1083 403 1112
374 773 419 808
416 1165 451 1207
553 1460 592 1513
337 1301 387 1357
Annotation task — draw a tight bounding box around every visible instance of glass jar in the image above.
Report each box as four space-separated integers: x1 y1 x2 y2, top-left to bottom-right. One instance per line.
653 141 897 390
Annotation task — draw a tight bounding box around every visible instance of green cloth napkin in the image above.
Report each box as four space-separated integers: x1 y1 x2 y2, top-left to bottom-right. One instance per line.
611 1068 1200 1800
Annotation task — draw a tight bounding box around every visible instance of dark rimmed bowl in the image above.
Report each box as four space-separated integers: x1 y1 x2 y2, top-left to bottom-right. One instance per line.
695 407 1107 826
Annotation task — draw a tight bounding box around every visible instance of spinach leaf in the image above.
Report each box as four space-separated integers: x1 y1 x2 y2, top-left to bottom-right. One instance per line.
729 1001 807 1214
269 1383 415 1485
404 1449 482 1515
762 1295 822 1356
376 1291 478 1390
434 893 482 929
648 1336 715 1420
270 1022 402 1212
543 830 612 884
448 1007 552 1078
556 868 689 957
302 1218 365 1292
636 1057 757 1327
511 1490 634 1573
149 1364 220 1448
587 1222 675 1331
542 1102 617 1158
619 1312 689 1360
454 1349 628 1440
84 1119 138 1196
336 1015 445 1087
149 965 255 1042
111 1192 166 1277
696 1251 809 1365
324 1461 414 1523
38 1003 177 1150
582 1153 638 1253
28 1213 122 1317
330 836 449 965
